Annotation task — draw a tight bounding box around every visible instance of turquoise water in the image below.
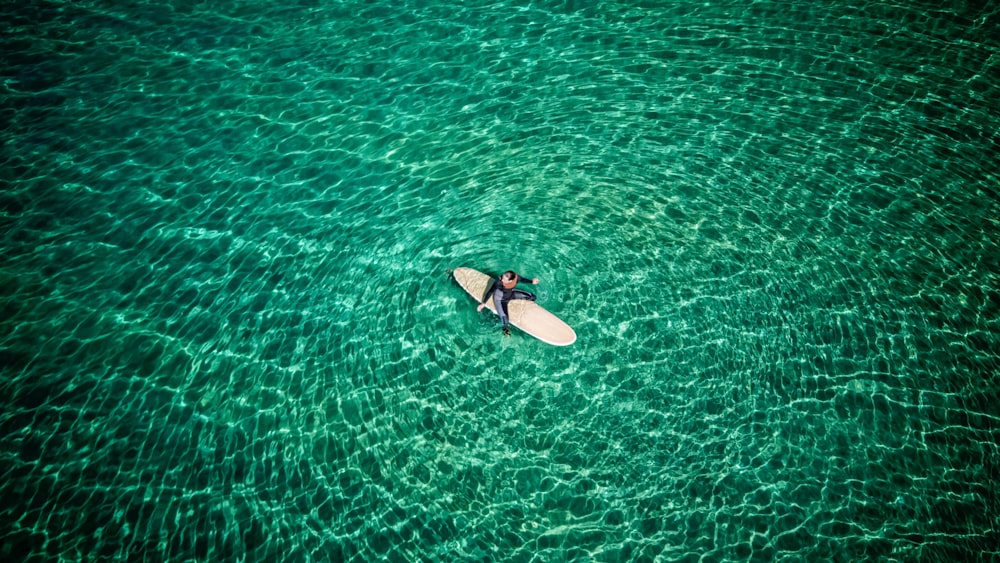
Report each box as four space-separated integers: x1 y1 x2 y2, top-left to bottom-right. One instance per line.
3 0 999 560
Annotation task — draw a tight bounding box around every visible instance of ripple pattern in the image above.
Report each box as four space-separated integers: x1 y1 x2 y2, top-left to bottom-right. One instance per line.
2 0 999 561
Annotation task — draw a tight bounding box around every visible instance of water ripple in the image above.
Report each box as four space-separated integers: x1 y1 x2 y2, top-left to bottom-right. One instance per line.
2 0 999 561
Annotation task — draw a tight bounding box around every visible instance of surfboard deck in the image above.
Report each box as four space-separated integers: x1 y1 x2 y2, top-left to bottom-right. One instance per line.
452 267 576 346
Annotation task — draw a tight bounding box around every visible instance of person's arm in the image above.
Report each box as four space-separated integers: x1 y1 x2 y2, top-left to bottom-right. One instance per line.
519 274 539 285
480 279 499 304
477 278 499 312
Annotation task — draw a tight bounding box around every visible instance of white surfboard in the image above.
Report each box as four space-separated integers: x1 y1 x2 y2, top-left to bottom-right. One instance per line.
452 267 576 346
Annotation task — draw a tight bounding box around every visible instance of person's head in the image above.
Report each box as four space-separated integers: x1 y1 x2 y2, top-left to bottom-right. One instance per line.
501 270 518 288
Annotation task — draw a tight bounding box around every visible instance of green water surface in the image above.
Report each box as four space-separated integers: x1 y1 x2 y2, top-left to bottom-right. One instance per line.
2 0 999 561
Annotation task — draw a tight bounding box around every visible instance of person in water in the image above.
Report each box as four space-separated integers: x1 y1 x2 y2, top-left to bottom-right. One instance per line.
478 270 540 335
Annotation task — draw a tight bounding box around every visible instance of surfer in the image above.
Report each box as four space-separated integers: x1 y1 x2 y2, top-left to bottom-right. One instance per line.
478 270 539 336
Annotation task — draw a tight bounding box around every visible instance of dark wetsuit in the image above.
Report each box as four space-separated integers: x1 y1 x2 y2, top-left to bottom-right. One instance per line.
481 273 536 328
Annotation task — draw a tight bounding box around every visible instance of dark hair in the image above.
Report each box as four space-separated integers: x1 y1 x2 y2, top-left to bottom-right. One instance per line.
502 270 517 281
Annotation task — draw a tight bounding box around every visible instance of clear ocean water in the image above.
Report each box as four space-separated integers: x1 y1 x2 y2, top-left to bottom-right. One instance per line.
2 1 999 561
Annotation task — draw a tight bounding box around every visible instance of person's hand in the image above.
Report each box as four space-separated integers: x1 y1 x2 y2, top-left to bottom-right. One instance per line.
477 303 485 312
531 278 539 284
